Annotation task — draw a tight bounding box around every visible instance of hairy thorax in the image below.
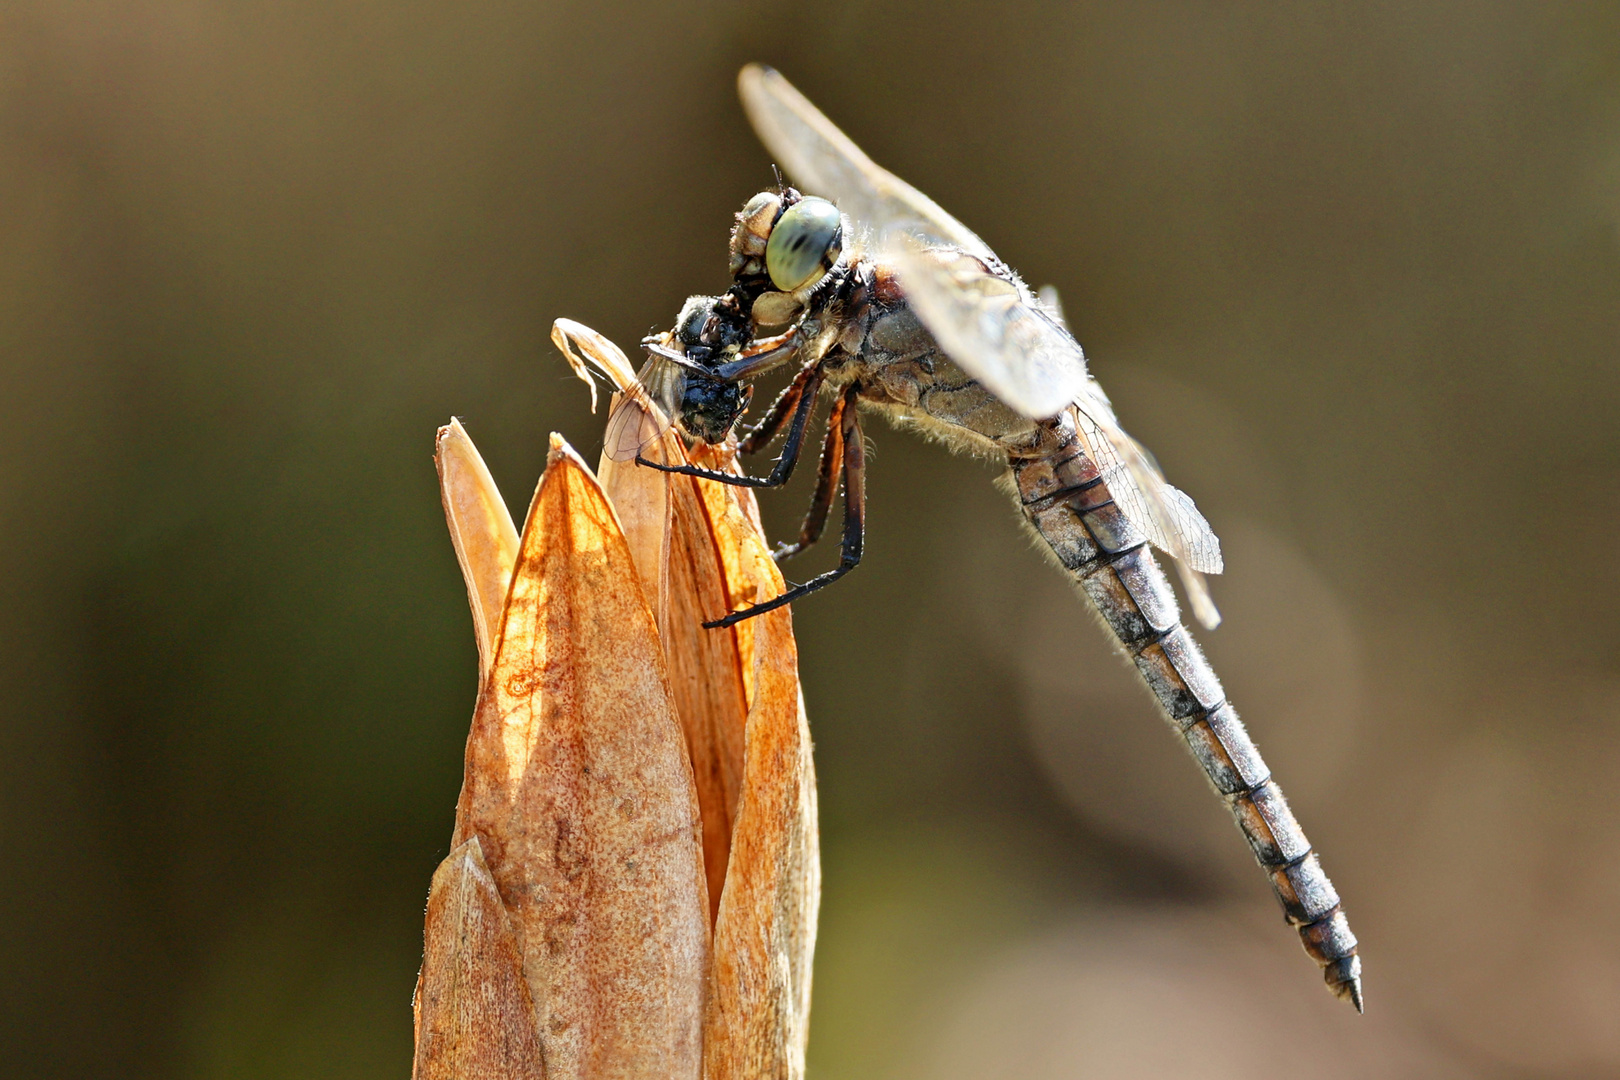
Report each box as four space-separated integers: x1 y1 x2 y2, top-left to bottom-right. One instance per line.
810 258 1046 458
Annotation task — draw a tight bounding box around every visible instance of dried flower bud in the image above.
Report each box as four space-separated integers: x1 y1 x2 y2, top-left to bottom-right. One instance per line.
415 323 819 1079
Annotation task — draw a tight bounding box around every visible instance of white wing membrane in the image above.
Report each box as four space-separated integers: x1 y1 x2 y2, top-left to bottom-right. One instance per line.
742 64 1092 420
739 65 1225 626
739 64 996 263
1070 388 1224 627
891 240 1093 420
900 235 1224 625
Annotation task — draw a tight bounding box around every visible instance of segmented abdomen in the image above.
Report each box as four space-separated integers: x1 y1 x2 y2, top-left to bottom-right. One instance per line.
1010 415 1363 1011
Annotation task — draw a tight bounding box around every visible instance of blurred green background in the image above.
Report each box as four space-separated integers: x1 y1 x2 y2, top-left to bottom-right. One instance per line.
5 2 1619 1077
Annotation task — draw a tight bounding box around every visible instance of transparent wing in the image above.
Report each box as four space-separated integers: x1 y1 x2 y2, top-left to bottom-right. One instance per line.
890 241 1092 419
739 65 1221 622
738 67 1090 419
602 353 685 463
738 64 997 264
554 318 687 464
1036 284 1068 330
1069 388 1225 628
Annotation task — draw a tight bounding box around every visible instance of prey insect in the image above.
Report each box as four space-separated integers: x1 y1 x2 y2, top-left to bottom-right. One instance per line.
603 64 1363 1010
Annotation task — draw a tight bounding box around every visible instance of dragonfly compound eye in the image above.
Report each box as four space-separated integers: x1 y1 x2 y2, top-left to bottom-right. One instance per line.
729 190 783 277
765 196 843 292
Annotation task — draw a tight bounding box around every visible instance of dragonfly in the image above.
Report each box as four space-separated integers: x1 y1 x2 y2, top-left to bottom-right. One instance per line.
606 64 1362 1011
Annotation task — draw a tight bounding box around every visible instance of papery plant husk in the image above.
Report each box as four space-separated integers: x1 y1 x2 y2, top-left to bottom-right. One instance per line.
412 320 818 1080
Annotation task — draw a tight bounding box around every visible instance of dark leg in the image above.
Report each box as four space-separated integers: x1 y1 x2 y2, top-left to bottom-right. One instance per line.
773 390 847 562
738 359 821 456
705 383 865 628
710 327 802 382
636 366 824 489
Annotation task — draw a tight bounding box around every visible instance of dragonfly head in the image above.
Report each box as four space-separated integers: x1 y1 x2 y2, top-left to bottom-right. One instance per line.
729 188 844 302
666 293 753 445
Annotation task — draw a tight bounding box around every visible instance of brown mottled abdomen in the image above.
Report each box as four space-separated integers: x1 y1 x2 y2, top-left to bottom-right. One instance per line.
1008 412 1364 1010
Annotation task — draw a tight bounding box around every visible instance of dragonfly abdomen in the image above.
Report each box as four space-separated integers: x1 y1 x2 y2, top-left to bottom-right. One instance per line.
1010 417 1364 1012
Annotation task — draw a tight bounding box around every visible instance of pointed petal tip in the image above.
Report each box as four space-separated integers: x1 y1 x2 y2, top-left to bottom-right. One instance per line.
435 416 464 452
435 416 519 684
547 431 576 463
546 435 601 486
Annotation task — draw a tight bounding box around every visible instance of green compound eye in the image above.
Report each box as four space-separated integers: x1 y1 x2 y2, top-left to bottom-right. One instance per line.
765 197 843 292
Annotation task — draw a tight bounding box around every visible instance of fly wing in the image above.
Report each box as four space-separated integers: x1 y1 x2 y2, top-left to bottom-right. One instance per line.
1069 387 1225 628
889 240 1093 419
738 64 997 264
601 353 685 463
554 319 685 464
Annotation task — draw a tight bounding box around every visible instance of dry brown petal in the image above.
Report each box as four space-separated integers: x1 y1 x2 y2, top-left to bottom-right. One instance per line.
552 317 640 416
599 444 673 625
413 838 547 1080
436 418 521 682
553 319 682 633
690 444 820 1080
554 320 751 925
689 445 777 708
426 319 821 1075
703 602 820 1080
660 469 750 926
451 435 708 1080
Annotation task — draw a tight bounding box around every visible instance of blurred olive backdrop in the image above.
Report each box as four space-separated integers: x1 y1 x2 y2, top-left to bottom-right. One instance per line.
5 2 1620 1077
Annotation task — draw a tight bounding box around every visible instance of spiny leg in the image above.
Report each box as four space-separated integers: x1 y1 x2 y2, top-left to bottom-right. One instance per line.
709 326 802 382
738 358 821 455
773 389 847 562
706 382 865 628
636 365 824 489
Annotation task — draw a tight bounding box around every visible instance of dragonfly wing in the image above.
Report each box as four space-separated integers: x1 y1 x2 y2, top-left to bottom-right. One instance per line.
1036 284 1068 330
740 66 1087 418
1070 390 1224 627
738 64 996 263
890 240 1092 419
739 66 1220 622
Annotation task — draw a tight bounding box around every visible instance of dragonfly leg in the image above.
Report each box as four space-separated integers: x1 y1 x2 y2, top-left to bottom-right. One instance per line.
706 383 864 628
738 358 821 455
636 366 824 489
709 327 802 382
773 389 847 562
